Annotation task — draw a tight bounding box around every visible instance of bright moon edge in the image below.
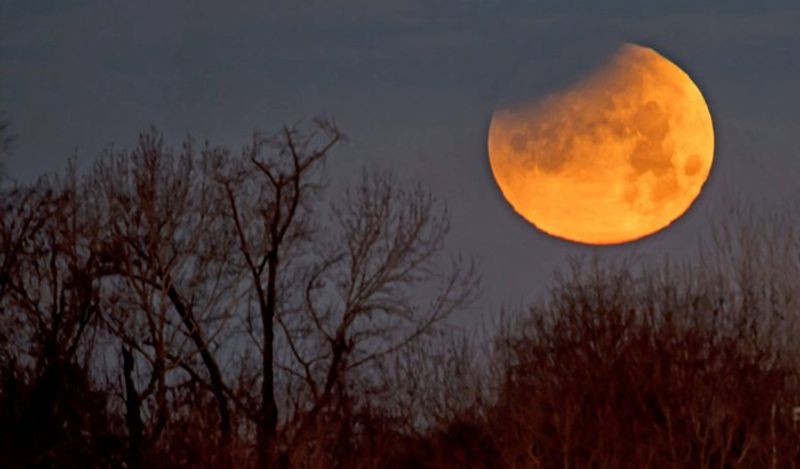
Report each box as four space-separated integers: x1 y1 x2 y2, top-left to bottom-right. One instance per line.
488 43 714 245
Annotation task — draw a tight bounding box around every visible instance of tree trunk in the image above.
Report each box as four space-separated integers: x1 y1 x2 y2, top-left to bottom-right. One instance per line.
257 250 280 468
122 346 143 469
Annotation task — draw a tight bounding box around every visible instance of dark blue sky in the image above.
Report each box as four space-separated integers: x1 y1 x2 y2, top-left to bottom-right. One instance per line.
2 1 799 324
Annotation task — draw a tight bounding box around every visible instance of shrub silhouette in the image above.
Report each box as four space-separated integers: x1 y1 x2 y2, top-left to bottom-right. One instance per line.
487 260 800 468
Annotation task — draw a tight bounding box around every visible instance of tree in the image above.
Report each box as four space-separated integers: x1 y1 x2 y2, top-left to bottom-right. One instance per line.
0 172 121 466
87 131 243 466
489 256 800 468
212 117 343 466
282 171 478 466
210 118 477 467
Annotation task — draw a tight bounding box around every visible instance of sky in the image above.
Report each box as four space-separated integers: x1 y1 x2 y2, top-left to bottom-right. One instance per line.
2 1 799 326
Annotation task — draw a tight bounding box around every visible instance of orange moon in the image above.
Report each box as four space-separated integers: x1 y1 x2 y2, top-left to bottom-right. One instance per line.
488 44 714 245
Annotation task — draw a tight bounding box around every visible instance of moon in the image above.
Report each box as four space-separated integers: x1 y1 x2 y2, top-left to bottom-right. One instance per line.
488 44 714 245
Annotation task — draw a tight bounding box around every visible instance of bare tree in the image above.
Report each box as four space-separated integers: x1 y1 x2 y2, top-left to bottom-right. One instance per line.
278 171 478 466
0 171 102 376
212 120 477 467
489 254 800 468
0 171 116 466
87 131 243 466
213 117 342 466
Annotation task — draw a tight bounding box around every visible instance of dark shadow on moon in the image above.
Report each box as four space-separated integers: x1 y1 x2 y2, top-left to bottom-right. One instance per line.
487 43 714 245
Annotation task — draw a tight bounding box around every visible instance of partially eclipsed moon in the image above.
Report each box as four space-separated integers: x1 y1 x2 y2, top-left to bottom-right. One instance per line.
488 44 714 245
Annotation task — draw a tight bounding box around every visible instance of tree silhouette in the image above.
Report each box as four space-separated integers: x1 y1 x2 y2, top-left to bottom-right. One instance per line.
1 119 799 468
0 171 121 466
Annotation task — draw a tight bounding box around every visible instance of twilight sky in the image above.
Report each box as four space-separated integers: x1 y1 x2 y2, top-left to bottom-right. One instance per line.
2 1 799 325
